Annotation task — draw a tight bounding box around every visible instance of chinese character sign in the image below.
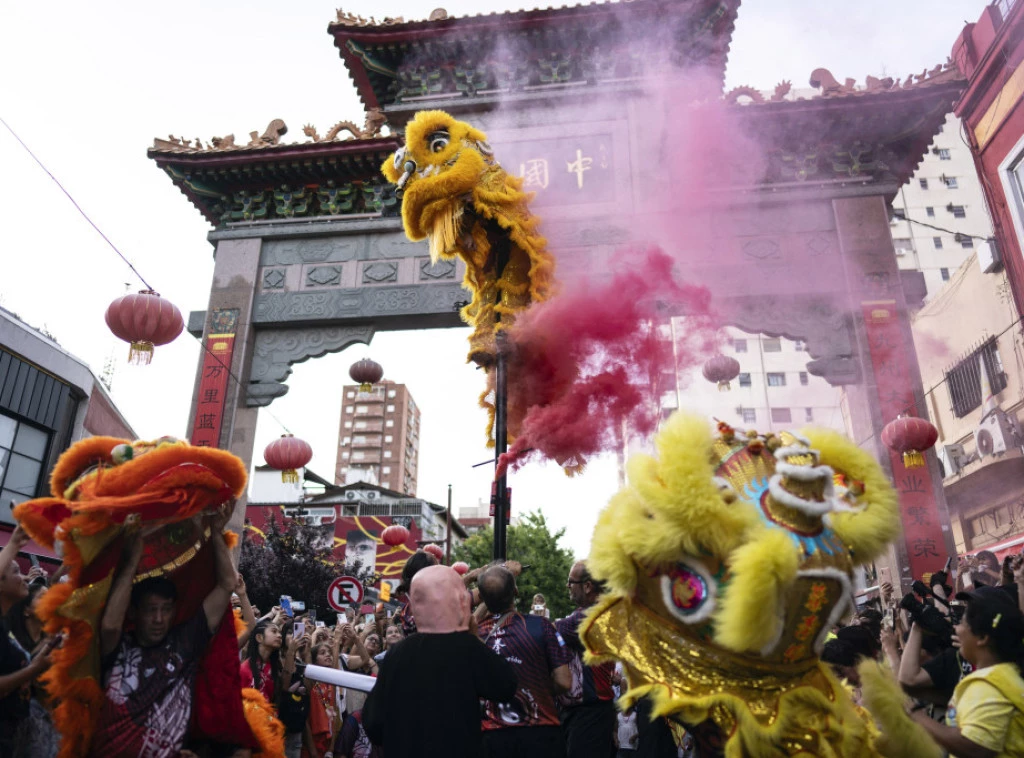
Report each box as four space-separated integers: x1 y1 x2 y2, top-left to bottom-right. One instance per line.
189 309 239 448
861 301 947 578
499 134 615 207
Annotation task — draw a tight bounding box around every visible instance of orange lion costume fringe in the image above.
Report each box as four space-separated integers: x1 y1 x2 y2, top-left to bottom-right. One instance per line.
14 435 285 758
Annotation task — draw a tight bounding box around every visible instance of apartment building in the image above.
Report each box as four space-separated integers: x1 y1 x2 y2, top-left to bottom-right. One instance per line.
335 380 420 496
890 113 994 300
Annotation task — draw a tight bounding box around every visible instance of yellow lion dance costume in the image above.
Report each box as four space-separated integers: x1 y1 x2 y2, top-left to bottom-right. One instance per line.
14 436 285 758
582 413 941 758
381 110 556 370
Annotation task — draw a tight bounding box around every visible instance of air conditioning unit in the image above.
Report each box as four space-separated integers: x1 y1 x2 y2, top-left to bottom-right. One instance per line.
975 409 1016 458
940 443 967 476
977 238 1002 273
344 491 358 500
366 490 378 500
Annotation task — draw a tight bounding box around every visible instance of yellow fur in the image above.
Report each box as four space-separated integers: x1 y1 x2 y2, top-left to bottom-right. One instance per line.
858 661 943 758
382 110 556 405
805 427 901 563
583 412 907 756
714 527 799 653
589 414 756 597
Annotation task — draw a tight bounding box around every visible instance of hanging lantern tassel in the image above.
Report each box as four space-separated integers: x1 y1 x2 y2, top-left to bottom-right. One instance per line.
718 380 730 392
280 468 300 484
359 382 372 393
128 340 155 365
902 450 925 468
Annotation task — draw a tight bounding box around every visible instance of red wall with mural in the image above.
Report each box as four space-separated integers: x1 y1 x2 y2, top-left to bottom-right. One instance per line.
245 505 423 588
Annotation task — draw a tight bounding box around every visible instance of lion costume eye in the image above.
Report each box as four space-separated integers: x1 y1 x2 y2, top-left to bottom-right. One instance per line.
428 130 450 153
660 558 717 625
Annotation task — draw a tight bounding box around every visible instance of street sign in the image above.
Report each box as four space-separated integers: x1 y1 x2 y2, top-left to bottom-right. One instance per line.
328 576 364 611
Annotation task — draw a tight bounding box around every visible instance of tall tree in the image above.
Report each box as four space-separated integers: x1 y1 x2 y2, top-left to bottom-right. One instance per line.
239 514 344 621
453 510 576 620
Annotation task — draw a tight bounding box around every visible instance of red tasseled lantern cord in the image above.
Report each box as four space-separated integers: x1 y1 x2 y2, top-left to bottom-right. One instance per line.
127 341 155 365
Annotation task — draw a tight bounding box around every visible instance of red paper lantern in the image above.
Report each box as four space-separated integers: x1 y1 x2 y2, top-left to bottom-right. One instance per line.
452 561 469 576
423 544 444 562
881 415 938 469
264 433 313 483
702 354 741 391
105 289 184 365
382 524 410 547
350 357 384 392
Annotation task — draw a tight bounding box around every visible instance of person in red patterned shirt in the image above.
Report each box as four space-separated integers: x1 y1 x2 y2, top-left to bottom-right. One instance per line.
477 565 572 758
557 560 616 758
93 509 237 758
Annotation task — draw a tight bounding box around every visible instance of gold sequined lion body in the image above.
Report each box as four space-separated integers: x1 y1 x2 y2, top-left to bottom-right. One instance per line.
581 412 940 758
381 110 556 370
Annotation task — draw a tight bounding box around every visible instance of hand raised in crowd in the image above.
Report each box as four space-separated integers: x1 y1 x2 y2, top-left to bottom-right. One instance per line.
26 565 47 584
1011 553 1024 585
375 604 387 623
9 523 31 551
211 501 234 533
234 573 248 599
880 581 894 606
880 626 898 652
29 634 60 674
503 560 522 577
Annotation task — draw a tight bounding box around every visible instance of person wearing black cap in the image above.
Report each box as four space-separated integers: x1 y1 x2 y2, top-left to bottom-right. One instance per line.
909 585 1024 757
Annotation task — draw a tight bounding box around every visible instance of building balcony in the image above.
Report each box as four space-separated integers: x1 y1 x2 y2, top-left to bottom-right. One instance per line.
350 436 383 448
349 453 382 465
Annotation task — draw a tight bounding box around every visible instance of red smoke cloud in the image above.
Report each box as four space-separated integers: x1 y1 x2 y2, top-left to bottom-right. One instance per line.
496 245 717 477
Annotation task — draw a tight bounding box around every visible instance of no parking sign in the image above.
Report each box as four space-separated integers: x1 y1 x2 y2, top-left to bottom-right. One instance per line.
328 575 364 611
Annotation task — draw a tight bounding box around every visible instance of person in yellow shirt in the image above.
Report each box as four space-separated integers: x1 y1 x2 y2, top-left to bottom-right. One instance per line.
909 585 1024 757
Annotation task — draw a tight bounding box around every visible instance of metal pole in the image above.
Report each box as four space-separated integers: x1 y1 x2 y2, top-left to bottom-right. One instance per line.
445 483 452 565
494 331 509 560
492 233 511 561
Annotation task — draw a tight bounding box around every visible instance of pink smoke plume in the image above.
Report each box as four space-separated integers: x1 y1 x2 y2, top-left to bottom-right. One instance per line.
495 245 717 477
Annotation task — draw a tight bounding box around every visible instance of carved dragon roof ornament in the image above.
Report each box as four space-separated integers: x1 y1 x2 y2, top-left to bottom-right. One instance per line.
723 60 959 106
808 60 959 98
303 109 387 142
334 8 405 26
151 110 388 154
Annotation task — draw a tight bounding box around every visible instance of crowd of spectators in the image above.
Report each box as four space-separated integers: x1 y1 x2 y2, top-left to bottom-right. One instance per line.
4 509 1024 758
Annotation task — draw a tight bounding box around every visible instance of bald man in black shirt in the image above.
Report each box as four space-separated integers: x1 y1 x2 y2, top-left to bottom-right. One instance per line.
363 565 517 758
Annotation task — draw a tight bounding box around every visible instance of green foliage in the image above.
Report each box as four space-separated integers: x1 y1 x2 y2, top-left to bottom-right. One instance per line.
238 514 344 620
453 510 576 620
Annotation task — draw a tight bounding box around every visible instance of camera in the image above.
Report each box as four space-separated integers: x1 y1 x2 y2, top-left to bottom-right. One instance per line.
900 592 953 643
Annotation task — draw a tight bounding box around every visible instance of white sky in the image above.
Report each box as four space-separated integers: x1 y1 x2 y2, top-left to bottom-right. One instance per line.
0 0 989 558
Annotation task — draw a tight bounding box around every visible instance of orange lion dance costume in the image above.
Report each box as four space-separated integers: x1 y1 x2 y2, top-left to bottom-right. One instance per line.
14 435 285 758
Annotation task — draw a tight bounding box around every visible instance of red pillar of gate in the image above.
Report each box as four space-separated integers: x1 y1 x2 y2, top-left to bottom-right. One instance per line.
833 196 956 587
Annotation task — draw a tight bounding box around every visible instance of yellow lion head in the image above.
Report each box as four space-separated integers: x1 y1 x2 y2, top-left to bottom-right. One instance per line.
382 110 497 246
